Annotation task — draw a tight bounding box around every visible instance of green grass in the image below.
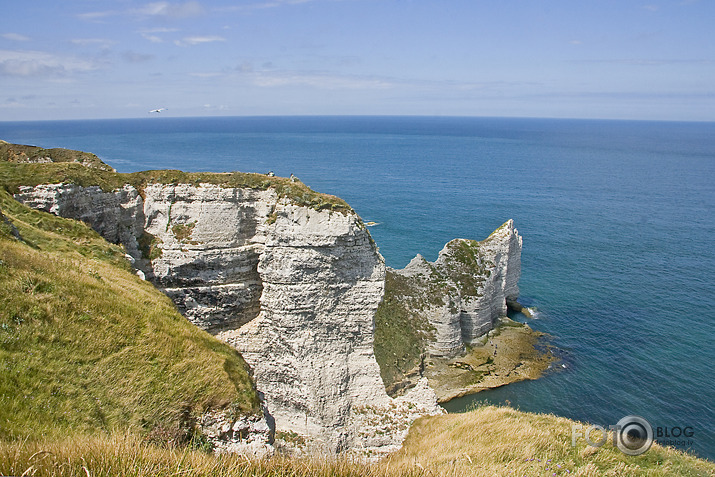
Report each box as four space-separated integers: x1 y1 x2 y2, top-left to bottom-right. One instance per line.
0 189 259 443
0 141 351 213
0 140 114 171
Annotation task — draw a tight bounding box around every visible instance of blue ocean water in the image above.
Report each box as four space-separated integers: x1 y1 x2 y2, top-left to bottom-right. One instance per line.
1 116 713 460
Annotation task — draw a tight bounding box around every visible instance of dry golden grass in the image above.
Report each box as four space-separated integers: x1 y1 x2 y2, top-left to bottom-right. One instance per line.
385 405 714 476
1 407 713 477
0 432 423 477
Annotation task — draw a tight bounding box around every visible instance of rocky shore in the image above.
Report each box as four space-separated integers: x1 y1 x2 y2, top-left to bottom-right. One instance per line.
424 317 555 402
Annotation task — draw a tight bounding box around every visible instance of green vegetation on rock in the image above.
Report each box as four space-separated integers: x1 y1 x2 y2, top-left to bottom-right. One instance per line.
441 239 490 297
171 221 197 244
0 189 259 443
373 270 435 396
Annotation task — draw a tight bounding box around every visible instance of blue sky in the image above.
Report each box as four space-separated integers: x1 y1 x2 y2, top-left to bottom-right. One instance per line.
1 0 713 121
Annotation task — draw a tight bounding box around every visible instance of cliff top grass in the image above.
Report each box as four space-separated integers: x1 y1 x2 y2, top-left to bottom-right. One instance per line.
1 406 712 477
0 141 351 213
385 405 714 476
0 140 114 171
0 189 259 443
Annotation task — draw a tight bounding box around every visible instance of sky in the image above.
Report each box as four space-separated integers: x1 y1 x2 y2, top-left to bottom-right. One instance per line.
1 0 714 121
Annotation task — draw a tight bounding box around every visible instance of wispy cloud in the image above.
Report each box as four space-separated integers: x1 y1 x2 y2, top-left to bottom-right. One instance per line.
517 90 715 100
79 1 204 22
189 72 224 78
2 33 31 42
183 68 526 94
575 58 712 66
0 50 99 77
251 71 394 89
70 38 117 48
135 1 204 19
138 27 179 43
174 36 226 47
77 10 119 21
203 103 229 111
216 0 326 13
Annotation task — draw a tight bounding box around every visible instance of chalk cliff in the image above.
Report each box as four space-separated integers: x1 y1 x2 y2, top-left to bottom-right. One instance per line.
13 179 425 452
393 221 522 358
9 145 520 454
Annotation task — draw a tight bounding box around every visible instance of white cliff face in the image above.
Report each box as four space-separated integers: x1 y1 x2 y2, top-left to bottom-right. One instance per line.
392 220 522 358
219 203 390 451
13 181 396 452
13 179 518 455
140 183 277 332
14 184 144 255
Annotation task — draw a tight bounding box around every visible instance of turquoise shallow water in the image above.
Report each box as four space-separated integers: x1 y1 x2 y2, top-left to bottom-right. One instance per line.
1 116 713 460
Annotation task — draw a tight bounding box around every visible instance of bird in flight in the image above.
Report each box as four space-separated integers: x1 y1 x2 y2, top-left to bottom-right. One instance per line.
149 108 167 113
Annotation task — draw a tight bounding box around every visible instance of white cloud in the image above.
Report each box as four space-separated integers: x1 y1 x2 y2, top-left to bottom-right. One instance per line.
70 38 117 48
252 72 394 89
77 10 118 21
141 27 180 33
135 1 205 18
575 58 712 66
189 72 223 78
217 0 324 13
138 28 179 43
203 103 229 110
79 2 204 22
174 36 226 47
2 33 31 42
142 34 164 43
0 50 99 77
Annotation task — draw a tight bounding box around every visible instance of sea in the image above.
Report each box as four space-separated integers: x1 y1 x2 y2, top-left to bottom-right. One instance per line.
1 116 713 460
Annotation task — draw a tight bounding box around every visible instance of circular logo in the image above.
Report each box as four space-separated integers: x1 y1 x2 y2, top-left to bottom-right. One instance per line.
616 415 653 456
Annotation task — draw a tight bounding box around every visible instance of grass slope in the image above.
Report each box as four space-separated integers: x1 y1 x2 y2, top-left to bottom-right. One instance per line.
1 407 712 476
386 405 714 476
0 189 259 442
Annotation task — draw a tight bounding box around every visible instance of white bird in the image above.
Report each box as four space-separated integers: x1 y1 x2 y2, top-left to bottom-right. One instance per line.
149 108 167 113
